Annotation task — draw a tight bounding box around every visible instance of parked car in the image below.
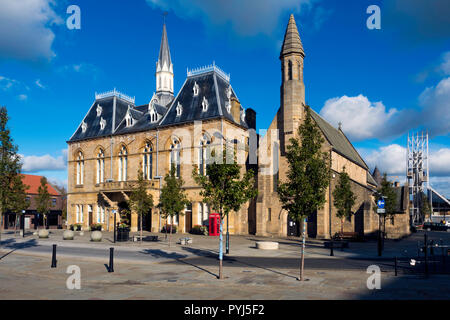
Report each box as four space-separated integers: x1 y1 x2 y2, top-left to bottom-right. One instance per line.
423 222 450 232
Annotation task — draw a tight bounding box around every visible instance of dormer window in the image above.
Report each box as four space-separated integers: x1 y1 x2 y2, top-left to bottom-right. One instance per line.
202 96 208 112
225 101 231 113
226 85 232 99
241 109 246 122
193 82 199 97
81 121 87 133
100 117 106 130
149 107 158 123
176 102 183 116
125 112 134 127
96 104 102 117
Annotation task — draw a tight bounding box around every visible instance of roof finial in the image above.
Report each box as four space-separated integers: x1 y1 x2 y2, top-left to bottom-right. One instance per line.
163 11 168 24
338 121 342 130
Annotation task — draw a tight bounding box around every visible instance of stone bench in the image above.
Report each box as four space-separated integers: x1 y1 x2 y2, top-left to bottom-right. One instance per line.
256 241 279 250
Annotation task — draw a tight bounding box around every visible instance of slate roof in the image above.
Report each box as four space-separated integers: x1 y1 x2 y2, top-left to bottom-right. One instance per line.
68 69 248 142
309 108 368 170
159 69 248 129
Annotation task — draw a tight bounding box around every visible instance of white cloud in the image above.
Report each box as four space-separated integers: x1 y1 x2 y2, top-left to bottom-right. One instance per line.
320 94 400 141
418 77 450 137
0 75 20 90
0 0 63 61
439 51 450 75
364 144 407 176
17 94 28 101
20 149 67 173
430 148 450 177
146 0 318 36
35 79 46 89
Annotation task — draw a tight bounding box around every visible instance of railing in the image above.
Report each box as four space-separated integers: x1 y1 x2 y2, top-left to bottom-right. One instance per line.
187 61 230 82
95 88 135 104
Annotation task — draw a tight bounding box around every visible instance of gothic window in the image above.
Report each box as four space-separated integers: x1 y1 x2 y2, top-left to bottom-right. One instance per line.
273 142 279 192
143 142 153 180
198 133 211 176
288 60 293 80
193 82 199 96
225 101 231 113
150 107 158 123
96 149 105 184
170 138 181 178
176 102 183 116
202 96 208 112
76 151 84 185
125 112 134 127
118 146 128 182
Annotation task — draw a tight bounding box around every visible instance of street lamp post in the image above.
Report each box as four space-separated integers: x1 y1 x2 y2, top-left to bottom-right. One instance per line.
113 209 117 243
376 195 386 256
22 210 25 238
226 215 229 254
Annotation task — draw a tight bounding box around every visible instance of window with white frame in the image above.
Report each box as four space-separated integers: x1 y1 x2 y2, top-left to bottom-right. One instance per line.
96 149 105 184
101 206 105 223
125 112 134 127
96 104 102 117
193 81 199 96
198 133 211 176
100 117 106 130
201 96 208 112
143 142 153 180
150 108 158 123
170 138 181 178
198 203 209 226
176 102 183 116
76 205 80 223
96 205 101 223
118 146 128 181
81 121 87 133
76 151 84 185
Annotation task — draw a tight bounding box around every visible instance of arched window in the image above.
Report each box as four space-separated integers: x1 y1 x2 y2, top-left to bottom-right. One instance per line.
199 133 211 176
143 142 153 180
76 151 84 185
170 138 181 178
118 146 128 182
96 149 105 184
288 60 293 80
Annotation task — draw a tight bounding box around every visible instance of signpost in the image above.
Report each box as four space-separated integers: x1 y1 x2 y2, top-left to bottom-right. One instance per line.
112 210 117 243
377 197 386 256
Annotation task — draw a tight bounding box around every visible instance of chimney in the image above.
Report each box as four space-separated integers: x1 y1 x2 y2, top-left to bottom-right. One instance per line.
231 97 241 123
245 108 256 130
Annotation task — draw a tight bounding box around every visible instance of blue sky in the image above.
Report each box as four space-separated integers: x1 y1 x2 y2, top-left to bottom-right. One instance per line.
0 0 449 196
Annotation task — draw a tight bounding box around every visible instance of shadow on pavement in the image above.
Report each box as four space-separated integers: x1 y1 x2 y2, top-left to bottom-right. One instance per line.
0 239 39 260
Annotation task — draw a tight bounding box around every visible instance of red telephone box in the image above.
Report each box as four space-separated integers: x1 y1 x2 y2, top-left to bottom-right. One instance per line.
208 213 221 236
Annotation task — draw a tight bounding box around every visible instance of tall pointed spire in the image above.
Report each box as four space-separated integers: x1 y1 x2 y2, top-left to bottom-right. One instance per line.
157 21 172 70
280 14 304 59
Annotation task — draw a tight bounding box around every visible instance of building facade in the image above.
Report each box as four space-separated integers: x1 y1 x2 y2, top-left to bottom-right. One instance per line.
67 15 409 238
2 174 63 230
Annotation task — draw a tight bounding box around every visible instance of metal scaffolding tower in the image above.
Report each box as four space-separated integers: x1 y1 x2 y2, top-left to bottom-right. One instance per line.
407 132 430 225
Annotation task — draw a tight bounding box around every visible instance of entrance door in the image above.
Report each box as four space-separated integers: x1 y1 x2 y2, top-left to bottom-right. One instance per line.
287 216 300 237
138 209 152 232
88 205 93 226
185 205 192 233
25 217 31 229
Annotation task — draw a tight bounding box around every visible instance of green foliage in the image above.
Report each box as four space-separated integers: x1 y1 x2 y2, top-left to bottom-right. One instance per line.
277 106 330 222
192 145 257 218
36 177 51 227
421 194 432 221
159 164 190 221
128 167 154 219
333 167 356 233
190 224 208 235
0 106 28 228
377 173 398 217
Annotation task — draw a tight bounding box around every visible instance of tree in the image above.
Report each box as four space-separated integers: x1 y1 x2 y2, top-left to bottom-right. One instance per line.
376 173 398 238
128 167 154 245
36 177 51 229
193 145 257 279
0 107 27 241
52 184 67 222
159 164 189 247
421 194 432 222
277 105 330 281
333 167 356 236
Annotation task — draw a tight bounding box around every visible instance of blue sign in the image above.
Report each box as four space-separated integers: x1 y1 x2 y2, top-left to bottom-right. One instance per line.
377 199 385 209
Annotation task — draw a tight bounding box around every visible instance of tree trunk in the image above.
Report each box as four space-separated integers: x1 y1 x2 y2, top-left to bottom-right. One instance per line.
140 213 143 245
341 218 344 236
219 218 224 279
0 211 3 241
169 222 172 248
299 217 306 281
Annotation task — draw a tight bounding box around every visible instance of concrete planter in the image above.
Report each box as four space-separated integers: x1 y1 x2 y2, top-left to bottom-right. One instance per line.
256 241 279 250
63 230 74 240
38 229 49 239
90 231 102 242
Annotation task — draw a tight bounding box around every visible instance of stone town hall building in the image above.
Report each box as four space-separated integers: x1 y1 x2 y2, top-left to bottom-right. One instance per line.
67 15 389 239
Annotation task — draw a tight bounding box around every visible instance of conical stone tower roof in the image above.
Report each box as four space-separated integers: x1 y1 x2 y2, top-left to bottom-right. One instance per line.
280 14 304 59
157 23 172 69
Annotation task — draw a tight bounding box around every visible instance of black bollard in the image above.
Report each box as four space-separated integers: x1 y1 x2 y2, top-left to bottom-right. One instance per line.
51 244 57 268
394 257 398 276
330 240 334 256
108 247 114 272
